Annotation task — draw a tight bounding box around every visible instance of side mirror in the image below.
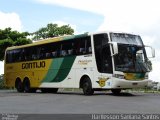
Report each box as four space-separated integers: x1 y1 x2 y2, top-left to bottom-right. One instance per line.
108 42 118 56
145 45 155 58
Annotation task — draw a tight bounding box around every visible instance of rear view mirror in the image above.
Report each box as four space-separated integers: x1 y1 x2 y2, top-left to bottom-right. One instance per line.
108 42 118 56
145 45 155 58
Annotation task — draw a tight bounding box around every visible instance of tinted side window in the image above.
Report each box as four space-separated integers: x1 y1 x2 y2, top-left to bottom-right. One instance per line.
94 33 113 73
94 34 103 72
5 36 92 63
60 40 74 57
38 43 61 59
74 36 92 55
6 51 13 63
25 47 32 61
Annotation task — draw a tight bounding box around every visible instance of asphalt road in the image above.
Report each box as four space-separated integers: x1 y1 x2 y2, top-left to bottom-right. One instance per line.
0 90 160 114
1 90 160 120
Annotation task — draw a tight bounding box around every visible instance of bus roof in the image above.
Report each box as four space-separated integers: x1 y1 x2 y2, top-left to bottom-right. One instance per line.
6 31 139 51
6 33 89 51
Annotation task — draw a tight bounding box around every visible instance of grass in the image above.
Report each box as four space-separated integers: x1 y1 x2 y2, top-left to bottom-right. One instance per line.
61 88 160 94
124 88 160 93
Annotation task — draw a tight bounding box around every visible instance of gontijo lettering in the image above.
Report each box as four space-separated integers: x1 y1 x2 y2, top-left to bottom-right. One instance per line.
22 61 45 69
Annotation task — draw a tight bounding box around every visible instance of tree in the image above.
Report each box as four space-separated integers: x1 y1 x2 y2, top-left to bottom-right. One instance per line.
0 39 13 61
0 28 32 60
32 23 74 40
0 23 74 60
14 38 32 46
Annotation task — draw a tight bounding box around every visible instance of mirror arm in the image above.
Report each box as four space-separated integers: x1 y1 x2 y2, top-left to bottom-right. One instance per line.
108 42 118 56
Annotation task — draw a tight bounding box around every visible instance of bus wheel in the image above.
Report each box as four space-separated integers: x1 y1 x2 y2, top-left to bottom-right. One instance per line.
15 79 24 92
23 78 31 93
111 89 121 95
82 77 94 95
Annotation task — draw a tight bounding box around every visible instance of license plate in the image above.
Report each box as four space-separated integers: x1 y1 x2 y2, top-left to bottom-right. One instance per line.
132 83 138 85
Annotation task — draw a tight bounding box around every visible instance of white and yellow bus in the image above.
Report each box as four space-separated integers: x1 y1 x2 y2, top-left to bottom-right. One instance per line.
4 32 155 95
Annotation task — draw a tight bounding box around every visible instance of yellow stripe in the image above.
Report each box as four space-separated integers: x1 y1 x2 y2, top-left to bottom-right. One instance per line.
5 59 53 87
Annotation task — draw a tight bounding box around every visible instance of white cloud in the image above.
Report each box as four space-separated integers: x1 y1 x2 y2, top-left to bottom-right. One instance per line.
0 12 22 74
0 11 22 31
0 61 4 75
36 0 160 35
150 61 160 82
36 0 102 14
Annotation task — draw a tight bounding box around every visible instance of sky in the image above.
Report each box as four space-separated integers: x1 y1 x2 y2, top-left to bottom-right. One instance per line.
0 0 159 82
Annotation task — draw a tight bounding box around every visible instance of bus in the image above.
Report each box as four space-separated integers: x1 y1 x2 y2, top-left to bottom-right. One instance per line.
4 31 155 95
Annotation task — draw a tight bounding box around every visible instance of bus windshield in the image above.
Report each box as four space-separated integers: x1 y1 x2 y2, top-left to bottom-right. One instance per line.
110 33 152 73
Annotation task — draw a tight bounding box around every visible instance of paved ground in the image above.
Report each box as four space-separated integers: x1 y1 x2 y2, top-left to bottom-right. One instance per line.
0 89 160 114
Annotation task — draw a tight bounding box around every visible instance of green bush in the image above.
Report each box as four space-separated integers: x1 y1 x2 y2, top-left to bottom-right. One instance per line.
0 79 5 89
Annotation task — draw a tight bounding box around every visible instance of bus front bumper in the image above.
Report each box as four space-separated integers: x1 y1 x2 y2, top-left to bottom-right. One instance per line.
111 78 149 89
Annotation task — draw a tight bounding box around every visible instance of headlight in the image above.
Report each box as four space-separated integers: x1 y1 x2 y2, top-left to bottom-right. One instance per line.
145 73 148 79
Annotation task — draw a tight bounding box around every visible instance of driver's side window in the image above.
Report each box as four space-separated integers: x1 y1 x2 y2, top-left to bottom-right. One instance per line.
94 33 113 73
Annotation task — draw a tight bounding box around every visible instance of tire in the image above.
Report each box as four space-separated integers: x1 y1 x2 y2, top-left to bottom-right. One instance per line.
41 88 58 93
23 78 31 93
111 89 121 95
82 77 94 95
15 79 24 92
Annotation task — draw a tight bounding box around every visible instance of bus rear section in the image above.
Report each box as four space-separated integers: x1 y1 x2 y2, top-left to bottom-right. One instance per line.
4 34 95 94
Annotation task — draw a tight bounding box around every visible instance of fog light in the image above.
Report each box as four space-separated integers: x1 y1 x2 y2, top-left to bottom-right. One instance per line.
145 74 148 79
